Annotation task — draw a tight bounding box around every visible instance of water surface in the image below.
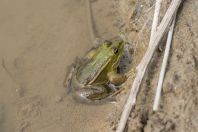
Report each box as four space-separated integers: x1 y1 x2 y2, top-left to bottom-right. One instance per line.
0 0 119 131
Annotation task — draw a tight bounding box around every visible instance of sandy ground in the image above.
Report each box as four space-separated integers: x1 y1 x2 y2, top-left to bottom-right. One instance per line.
118 0 198 132
0 0 198 132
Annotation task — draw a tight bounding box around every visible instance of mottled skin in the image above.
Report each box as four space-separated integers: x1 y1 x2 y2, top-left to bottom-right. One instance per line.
65 40 127 103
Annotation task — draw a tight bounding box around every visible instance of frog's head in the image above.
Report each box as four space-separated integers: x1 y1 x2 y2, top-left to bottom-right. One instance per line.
102 39 124 68
103 39 124 58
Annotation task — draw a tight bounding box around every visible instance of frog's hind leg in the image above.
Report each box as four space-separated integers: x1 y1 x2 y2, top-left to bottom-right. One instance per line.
63 58 81 93
63 64 74 93
73 85 114 104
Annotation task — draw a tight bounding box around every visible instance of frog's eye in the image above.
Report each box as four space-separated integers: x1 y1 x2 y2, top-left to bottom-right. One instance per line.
113 47 119 54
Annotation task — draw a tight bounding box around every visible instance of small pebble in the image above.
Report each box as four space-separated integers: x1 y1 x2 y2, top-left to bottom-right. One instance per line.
55 95 63 103
15 87 24 97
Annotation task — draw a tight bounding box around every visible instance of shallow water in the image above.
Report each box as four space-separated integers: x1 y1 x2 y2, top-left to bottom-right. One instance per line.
0 0 120 131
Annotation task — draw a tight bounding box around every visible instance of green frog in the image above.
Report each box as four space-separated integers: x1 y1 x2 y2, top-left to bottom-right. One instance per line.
64 39 127 103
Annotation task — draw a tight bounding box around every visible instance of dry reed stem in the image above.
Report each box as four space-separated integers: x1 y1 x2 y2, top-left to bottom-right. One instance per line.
149 0 162 48
153 16 176 111
116 0 183 131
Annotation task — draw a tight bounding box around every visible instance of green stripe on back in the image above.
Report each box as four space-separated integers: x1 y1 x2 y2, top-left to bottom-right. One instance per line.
77 47 113 84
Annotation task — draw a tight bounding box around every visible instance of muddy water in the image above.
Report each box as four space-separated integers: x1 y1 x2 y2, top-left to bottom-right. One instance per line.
0 0 120 131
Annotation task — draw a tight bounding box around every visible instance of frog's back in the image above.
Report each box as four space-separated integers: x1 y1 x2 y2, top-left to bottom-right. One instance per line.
76 48 113 85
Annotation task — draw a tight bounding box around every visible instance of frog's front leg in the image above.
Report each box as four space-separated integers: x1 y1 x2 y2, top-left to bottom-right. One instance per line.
73 85 109 103
107 71 127 85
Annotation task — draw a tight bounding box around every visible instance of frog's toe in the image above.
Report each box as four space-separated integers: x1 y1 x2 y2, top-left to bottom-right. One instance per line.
107 83 120 91
73 89 94 103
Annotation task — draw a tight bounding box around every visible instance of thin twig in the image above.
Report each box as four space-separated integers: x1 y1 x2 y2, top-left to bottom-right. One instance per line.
133 17 150 64
153 15 176 111
137 0 162 70
149 0 162 48
116 0 183 131
143 3 155 15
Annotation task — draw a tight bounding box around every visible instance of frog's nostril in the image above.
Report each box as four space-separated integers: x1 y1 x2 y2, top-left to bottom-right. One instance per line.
104 40 112 47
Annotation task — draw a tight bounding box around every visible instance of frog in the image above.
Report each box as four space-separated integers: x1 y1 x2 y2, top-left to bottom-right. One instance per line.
64 39 128 103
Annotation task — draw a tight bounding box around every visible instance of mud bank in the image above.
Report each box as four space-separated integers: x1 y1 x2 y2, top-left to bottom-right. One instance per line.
118 0 198 132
